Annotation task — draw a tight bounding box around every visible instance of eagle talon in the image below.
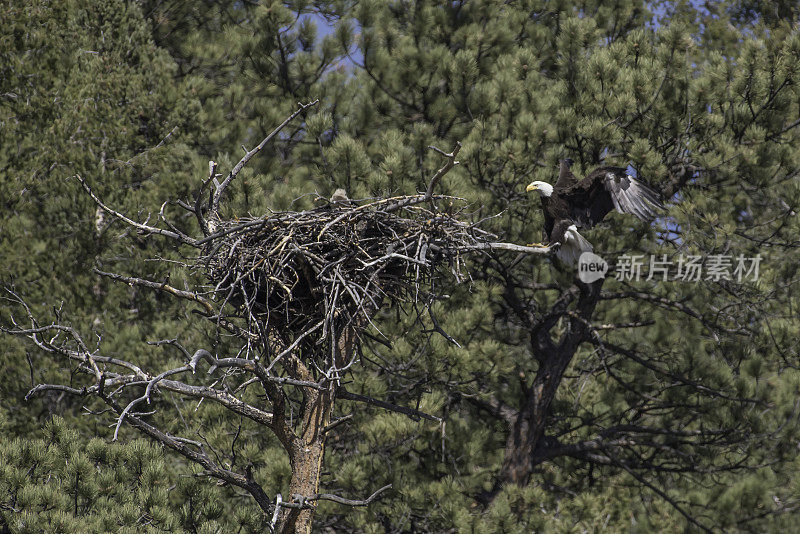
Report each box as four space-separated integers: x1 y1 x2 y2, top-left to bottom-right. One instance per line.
526 242 547 248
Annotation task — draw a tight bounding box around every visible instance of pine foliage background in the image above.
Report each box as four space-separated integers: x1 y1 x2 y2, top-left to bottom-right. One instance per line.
2 1 799 532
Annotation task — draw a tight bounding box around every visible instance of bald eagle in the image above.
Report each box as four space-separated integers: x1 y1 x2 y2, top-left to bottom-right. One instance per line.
331 187 350 204
526 159 664 264
329 188 351 206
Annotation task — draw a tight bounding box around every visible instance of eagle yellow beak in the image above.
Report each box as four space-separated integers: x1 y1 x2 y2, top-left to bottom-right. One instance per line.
526 183 538 192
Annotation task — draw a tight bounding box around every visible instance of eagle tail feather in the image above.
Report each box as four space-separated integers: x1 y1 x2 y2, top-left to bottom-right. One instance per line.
556 225 593 265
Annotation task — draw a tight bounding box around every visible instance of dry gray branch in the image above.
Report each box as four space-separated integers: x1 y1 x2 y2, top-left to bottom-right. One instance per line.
208 100 320 231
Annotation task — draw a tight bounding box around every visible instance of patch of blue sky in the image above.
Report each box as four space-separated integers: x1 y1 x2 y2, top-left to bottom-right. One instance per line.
297 11 363 73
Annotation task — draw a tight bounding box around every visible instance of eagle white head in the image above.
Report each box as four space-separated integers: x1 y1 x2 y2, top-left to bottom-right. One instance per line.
526 181 554 197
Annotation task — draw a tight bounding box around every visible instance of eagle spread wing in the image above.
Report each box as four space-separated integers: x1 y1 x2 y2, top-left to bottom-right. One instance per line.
562 166 663 228
553 158 579 190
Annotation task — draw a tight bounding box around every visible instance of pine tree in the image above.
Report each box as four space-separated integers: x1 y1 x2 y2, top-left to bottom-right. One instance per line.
299 1 800 531
3 1 800 532
0 1 241 531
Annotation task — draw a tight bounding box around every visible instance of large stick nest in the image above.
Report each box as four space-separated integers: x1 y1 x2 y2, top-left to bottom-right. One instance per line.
201 195 493 359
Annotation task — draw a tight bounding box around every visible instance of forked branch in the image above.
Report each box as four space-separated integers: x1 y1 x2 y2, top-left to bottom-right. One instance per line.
426 141 462 201
208 99 320 228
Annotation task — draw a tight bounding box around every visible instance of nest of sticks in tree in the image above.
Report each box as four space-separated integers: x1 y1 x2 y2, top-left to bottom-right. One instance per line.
77 117 551 371
201 194 495 361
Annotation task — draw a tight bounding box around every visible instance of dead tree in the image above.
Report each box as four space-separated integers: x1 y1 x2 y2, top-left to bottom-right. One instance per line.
1 101 552 533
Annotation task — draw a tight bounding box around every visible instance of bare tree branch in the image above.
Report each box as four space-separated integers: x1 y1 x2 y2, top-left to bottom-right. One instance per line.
339 388 441 422
426 141 461 201
209 100 319 223
280 484 393 509
75 174 199 246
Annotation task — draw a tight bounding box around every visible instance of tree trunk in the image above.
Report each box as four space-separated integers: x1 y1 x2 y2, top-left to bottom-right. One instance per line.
275 304 375 532
499 347 573 484
278 385 335 534
498 280 603 487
